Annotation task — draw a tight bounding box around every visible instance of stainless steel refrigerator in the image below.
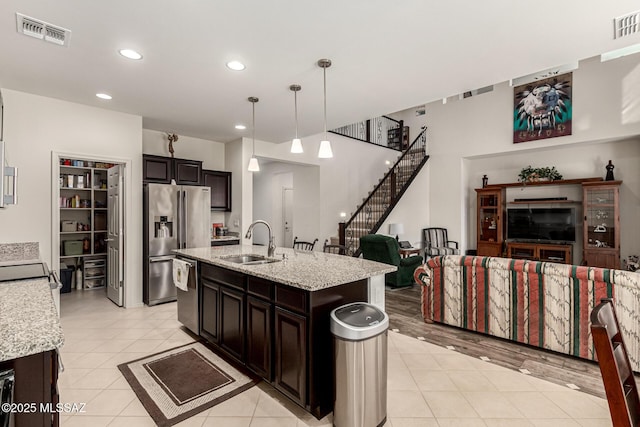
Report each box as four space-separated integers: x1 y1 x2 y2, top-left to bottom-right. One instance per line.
143 183 210 306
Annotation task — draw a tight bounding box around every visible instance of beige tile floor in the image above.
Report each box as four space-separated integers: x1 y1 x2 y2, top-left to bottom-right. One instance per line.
58 290 613 427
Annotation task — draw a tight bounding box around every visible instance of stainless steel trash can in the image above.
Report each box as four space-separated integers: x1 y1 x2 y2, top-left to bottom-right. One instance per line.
330 302 389 427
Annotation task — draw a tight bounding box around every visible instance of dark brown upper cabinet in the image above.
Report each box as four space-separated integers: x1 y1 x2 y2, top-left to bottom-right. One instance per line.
143 155 173 184
173 158 202 185
142 154 203 185
202 170 232 211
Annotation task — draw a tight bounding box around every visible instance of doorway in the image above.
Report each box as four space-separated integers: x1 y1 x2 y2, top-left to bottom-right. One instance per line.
52 153 128 310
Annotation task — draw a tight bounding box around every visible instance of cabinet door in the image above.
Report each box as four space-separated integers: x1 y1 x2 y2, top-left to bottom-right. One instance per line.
0 350 57 427
200 279 219 343
202 170 231 211
220 286 245 361
246 296 272 380
584 250 619 270
476 188 505 256
174 159 202 185
274 307 307 405
143 155 172 184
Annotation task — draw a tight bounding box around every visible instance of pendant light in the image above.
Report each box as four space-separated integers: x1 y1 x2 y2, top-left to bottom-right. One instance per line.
247 97 260 172
317 58 333 158
290 84 303 153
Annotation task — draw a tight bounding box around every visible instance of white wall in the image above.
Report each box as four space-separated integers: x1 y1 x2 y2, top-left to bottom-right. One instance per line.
387 52 640 259
224 138 253 241
0 88 144 307
142 129 225 170
248 133 399 242
251 162 319 248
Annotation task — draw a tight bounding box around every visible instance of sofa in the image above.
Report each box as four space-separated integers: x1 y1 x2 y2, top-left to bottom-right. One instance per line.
414 255 640 371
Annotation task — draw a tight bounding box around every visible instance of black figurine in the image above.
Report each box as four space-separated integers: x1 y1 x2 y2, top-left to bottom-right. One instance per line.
482 175 488 188
605 160 615 181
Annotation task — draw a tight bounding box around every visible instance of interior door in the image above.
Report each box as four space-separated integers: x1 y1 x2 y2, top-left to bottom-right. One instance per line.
282 188 293 248
107 165 124 306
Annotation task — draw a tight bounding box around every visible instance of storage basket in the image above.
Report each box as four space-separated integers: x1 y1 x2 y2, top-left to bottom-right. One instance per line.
61 220 77 232
63 240 83 256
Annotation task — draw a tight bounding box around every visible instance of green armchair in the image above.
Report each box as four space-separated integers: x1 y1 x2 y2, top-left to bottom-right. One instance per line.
360 234 423 288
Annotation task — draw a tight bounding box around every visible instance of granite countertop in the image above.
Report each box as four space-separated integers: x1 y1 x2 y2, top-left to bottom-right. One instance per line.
0 278 65 362
175 245 397 291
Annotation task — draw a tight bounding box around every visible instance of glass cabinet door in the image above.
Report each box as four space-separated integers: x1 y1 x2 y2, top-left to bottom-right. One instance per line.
478 192 500 243
584 187 617 250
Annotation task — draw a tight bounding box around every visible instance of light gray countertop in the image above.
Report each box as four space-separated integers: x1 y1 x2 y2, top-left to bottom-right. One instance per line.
174 245 396 291
0 278 65 362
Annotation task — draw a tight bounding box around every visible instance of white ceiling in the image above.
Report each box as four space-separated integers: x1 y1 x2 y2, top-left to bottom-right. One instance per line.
1 1 639 144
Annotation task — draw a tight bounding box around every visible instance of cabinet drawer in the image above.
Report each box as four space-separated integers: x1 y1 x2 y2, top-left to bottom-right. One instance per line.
201 264 246 290
275 285 307 314
248 276 273 300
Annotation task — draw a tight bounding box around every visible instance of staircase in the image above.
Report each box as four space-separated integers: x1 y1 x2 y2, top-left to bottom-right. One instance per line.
338 128 429 256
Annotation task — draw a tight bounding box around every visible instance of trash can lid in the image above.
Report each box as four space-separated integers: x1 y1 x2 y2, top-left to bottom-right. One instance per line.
330 302 389 341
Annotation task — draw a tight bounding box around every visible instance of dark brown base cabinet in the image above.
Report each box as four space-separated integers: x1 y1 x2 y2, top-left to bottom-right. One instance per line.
220 286 245 361
200 278 219 343
198 262 367 419
0 350 59 427
274 307 307 404
246 296 272 379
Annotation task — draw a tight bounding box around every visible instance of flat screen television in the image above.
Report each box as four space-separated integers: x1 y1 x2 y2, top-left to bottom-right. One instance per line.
507 207 576 243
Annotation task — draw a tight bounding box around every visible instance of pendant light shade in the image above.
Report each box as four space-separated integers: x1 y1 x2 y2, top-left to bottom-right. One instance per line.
318 140 333 158
247 97 260 172
247 157 260 172
291 138 303 154
317 59 333 159
290 84 303 153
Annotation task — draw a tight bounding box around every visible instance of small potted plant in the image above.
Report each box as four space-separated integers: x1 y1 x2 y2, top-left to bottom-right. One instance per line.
518 166 563 183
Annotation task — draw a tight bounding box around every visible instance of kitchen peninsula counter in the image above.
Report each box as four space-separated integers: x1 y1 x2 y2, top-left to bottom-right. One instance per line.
174 244 395 419
174 244 396 291
0 277 64 361
0 277 64 426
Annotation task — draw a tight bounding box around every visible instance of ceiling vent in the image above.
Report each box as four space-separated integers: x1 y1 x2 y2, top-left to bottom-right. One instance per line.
614 11 640 39
16 13 71 46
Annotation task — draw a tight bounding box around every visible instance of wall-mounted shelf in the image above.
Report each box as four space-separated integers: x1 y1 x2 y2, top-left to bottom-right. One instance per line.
485 177 603 188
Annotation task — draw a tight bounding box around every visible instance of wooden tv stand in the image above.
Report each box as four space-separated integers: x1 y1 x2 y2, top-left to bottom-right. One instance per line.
506 242 572 264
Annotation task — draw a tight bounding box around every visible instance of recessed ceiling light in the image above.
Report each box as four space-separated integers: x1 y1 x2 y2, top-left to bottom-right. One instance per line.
96 93 112 100
119 49 143 60
226 61 245 71
235 124 246 130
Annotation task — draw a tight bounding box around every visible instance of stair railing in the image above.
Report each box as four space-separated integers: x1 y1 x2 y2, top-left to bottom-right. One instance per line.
339 128 428 256
330 116 404 150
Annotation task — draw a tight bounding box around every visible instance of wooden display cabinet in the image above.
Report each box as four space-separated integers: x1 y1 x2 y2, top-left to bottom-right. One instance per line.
476 187 506 256
582 181 621 269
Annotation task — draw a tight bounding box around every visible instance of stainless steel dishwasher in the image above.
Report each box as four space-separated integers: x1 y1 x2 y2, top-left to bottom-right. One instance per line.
176 257 199 335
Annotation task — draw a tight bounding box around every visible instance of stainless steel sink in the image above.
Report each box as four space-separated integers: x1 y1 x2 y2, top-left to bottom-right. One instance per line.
222 254 280 265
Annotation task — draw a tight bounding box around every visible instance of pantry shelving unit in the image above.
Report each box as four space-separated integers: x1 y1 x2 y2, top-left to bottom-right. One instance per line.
59 160 111 290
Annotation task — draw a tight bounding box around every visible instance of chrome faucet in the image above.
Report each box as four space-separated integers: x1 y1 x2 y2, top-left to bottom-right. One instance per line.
245 220 276 257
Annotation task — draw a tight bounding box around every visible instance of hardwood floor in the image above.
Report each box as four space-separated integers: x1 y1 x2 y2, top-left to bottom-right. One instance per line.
384 284 609 399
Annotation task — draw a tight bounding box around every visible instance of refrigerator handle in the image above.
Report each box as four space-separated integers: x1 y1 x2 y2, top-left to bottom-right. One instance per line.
176 190 182 249
184 190 188 249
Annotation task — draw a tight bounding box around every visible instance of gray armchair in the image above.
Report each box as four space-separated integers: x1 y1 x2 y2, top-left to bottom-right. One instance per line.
422 227 459 259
